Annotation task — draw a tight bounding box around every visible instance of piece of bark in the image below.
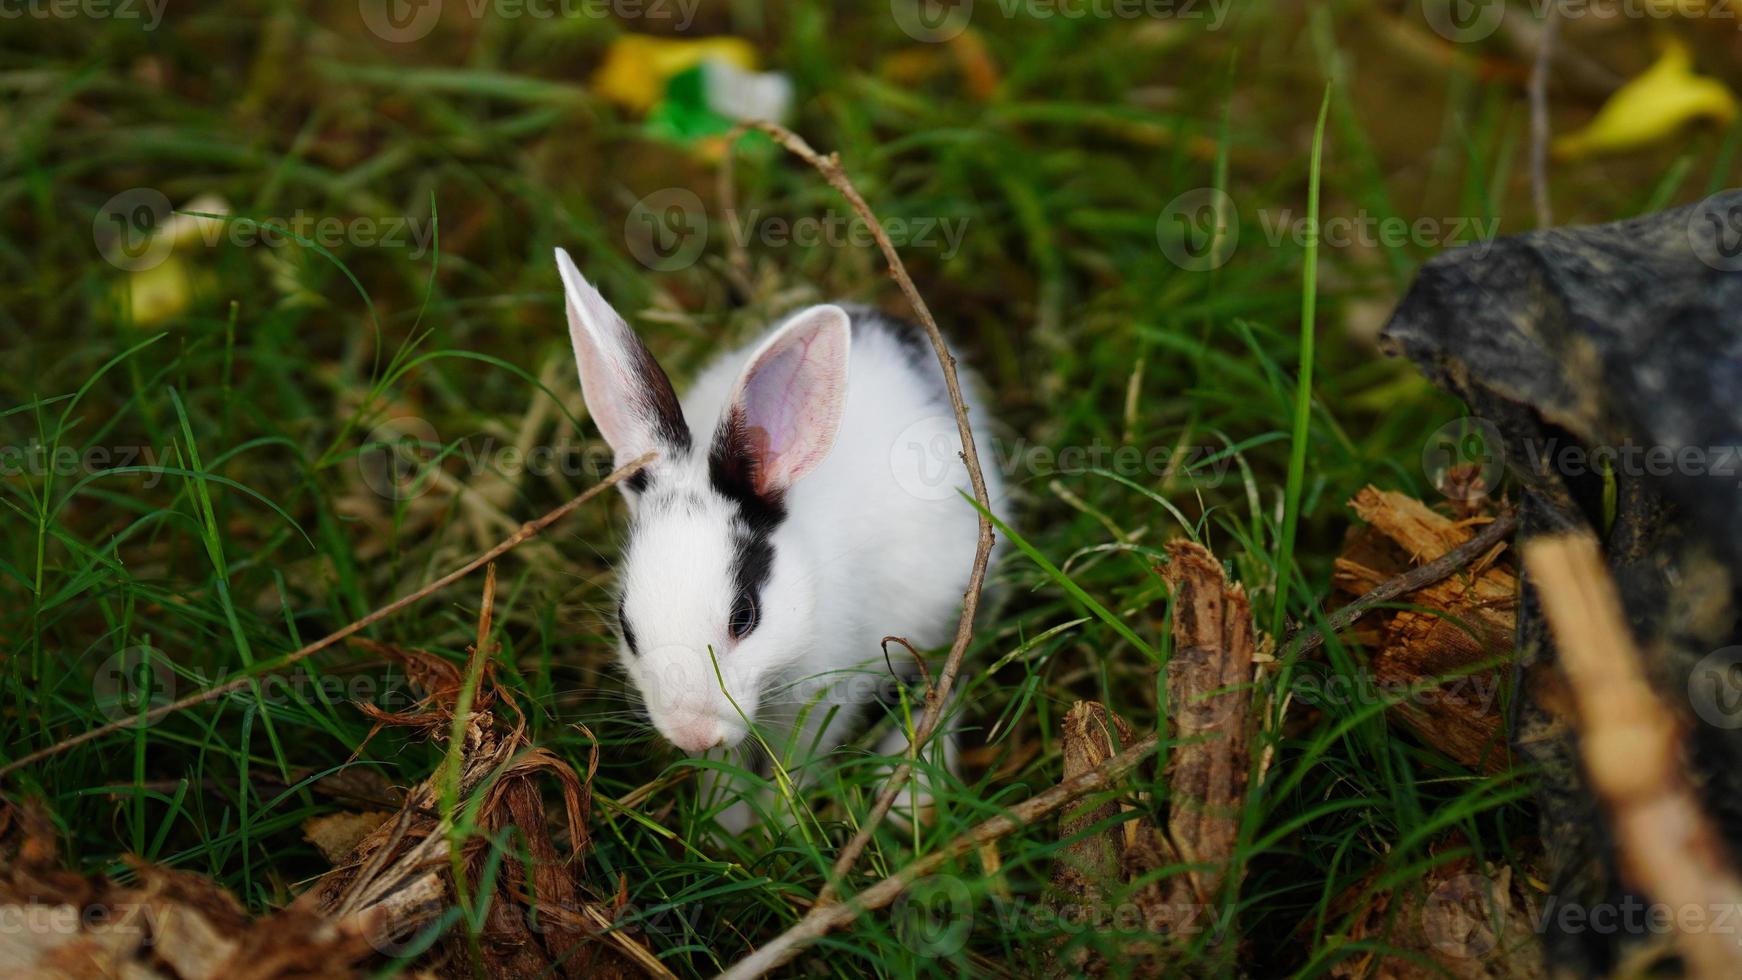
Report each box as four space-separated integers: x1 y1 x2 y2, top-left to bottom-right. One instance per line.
1327 856 1546 980
1040 541 1258 973
1524 533 1742 980
1047 701 1226 978
0 805 377 980
1053 701 1142 897
1162 540 1256 908
1331 488 1516 772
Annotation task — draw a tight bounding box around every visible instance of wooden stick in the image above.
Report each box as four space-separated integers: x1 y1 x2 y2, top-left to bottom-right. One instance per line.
1523 533 1742 980
724 121 999 909
1283 508 1516 660
714 732 1161 980
0 453 654 779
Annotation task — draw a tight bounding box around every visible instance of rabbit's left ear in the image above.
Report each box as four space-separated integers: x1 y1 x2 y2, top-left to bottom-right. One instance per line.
713 305 852 500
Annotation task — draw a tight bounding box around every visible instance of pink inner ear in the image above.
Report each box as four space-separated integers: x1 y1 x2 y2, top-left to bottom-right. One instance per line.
736 307 850 495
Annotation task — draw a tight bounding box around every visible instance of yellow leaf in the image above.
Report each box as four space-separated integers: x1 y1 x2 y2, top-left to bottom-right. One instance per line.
1554 37 1737 160
121 256 194 326
593 35 758 113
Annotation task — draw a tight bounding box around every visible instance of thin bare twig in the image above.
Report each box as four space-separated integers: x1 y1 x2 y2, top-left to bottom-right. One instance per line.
1529 4 1560 228
715 732 1162 980
1282 507 1517 660
721 122 999 920
880 635 934 694
1492 3 1618 95
0 453 655 780
715 148 755 298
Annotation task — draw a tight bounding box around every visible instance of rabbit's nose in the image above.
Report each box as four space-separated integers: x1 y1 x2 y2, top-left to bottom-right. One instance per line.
666 715 726 753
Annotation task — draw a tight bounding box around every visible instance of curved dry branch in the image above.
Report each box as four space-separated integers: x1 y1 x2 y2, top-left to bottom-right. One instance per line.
720 122 1000 920
717 733 1161 980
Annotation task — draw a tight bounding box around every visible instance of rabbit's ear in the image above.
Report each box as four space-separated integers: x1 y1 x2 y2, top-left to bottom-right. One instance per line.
556 248 691 468
712 305 851 501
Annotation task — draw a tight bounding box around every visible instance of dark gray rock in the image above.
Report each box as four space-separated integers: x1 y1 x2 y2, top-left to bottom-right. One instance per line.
1380 191 1742 977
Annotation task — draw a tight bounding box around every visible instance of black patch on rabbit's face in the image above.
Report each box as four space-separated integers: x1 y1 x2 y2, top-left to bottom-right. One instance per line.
709 408 783 643
728 529 773 640
707 406 787 534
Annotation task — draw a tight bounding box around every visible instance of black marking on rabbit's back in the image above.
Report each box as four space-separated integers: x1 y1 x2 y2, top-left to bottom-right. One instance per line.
846 306 930 364
844 305 951 403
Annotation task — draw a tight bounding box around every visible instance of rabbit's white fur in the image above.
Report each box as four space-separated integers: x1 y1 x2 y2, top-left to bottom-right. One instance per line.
557 248 1004 832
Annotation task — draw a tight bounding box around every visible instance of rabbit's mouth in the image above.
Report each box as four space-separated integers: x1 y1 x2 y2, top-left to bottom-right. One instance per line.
657 710 743 753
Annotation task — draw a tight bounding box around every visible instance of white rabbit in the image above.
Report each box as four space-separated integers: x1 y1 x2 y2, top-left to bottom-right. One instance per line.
556 248 1005 833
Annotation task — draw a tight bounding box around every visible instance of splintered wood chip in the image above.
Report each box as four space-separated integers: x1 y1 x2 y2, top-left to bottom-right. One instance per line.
1331 487 1517 772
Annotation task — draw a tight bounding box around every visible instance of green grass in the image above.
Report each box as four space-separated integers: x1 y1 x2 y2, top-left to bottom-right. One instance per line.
4 3 1737 977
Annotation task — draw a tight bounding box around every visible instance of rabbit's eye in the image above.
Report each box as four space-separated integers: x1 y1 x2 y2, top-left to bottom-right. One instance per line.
618 599 639 656
729 593 760 639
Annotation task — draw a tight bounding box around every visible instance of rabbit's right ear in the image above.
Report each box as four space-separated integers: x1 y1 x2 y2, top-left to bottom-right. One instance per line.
555 248 691 471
